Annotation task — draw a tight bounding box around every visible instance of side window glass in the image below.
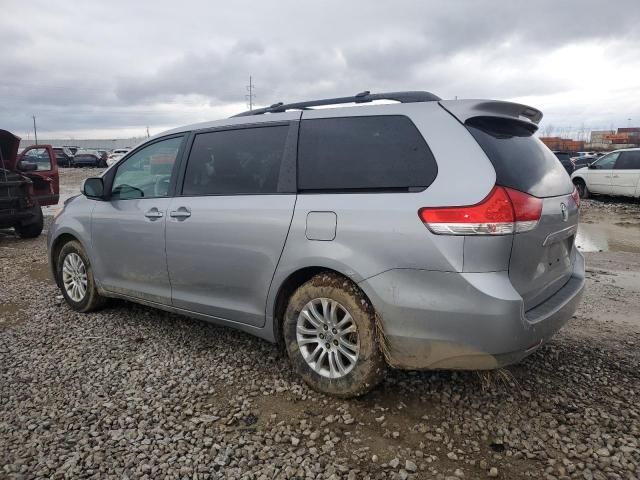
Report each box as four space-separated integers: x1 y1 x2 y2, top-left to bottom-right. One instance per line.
182 126 289 195
297 116 437 192
615 151 640 170
112 136 183 200
21 147 52 171
593 152 619 169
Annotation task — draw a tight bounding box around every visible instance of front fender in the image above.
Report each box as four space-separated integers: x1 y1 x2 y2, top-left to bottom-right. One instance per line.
47 197 96 284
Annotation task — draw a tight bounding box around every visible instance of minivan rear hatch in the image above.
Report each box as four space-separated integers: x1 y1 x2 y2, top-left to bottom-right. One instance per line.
440 101 578 311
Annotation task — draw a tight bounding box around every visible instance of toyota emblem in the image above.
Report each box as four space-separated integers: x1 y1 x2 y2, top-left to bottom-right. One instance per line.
560 203 568 222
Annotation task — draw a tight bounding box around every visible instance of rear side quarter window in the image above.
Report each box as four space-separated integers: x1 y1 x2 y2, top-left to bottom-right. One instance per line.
297 115 437 192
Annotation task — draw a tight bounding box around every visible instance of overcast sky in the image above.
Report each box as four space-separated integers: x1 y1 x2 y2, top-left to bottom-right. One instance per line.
2 0 640 139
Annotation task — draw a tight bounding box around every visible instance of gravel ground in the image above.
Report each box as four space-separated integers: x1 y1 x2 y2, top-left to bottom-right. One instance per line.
1 170 639 479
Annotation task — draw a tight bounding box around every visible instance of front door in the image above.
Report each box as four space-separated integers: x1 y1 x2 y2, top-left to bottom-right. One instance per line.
91 136 184 304
166 123 297 326
611 150 640 196
17 145 59 206
586 152 618 194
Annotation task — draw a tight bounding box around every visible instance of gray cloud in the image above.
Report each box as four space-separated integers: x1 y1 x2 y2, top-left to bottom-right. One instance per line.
1 0 640 137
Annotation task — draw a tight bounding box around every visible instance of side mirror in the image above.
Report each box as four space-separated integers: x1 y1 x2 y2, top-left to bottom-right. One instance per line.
588 164 596 169
83 177 105 199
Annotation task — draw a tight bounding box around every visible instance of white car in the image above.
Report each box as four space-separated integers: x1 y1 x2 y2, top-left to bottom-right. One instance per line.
571 148 640 198
106 148 131 167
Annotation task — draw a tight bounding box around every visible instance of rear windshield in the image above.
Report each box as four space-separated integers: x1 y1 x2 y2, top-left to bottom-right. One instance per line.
466 117 573 197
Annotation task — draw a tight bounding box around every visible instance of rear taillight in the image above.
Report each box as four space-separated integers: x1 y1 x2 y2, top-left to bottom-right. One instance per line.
571 187 580 208
505 187 544 233
419 186 542 235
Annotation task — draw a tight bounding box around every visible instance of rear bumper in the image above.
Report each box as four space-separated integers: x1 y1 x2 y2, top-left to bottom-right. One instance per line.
359 252 585 370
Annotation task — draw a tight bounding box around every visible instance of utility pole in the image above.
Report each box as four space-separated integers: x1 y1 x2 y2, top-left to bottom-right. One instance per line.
245 76 255 111
32 115 38 145
146 126 150 138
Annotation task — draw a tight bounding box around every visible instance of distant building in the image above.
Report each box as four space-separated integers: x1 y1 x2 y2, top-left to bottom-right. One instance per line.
541 126 640 153
539 137 585 152
586 128 640 150
18 137 146 151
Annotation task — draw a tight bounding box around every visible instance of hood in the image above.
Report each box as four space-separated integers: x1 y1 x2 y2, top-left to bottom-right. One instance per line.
0 129 21 171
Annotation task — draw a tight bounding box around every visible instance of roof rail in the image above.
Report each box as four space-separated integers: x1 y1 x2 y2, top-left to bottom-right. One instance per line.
231 90 441 117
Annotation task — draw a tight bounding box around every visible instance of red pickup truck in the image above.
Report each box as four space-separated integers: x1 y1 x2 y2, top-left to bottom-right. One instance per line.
0 129 59 238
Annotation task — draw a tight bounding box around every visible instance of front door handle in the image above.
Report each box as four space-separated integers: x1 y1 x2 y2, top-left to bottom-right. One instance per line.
169 207 191 219
144 208 163 220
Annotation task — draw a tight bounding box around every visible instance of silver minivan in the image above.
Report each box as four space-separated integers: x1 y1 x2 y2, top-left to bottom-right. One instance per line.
48 91 585 397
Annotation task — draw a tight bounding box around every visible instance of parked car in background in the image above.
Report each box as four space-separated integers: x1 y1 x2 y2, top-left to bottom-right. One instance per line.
96 150 109 165
572 148 640 198
48 91 584 397
52 147 75 167
63 145 79 155
106 148 131 167
570 154 597 171
553 151 575 174
73 150 105 168
1 129 59 238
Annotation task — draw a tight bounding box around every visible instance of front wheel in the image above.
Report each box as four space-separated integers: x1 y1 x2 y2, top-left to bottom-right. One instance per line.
283 272 386 398
574 179 590 199
57 241 107 312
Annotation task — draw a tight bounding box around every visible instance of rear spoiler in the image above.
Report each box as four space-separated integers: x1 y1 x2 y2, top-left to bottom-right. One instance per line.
439 100 543 130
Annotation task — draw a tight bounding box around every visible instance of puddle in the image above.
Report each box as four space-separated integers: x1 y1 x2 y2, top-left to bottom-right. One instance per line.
576 222 640 253
28 262 52 283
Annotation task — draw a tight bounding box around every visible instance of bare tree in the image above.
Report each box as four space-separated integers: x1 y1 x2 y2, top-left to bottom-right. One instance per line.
540 123 555 137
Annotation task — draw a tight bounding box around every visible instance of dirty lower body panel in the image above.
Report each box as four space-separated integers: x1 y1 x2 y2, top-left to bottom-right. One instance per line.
359 253 585 370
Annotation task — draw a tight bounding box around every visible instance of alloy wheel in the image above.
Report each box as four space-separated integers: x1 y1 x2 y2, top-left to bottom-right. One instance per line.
296 298 360 379
62 253 88 302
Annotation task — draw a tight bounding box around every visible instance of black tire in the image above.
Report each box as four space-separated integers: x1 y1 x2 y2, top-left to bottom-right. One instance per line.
283 272 386 398
56 240 107 312
574 179 590 199
14 206 43 238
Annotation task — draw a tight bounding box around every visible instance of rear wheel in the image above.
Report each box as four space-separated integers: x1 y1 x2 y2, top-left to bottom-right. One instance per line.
57 241 107 312
283 272 385 398
573 179 590 199
14 206 43 238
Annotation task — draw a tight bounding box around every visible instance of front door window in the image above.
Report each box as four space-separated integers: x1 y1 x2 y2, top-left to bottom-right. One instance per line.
592 152 619 170
112 136 183 200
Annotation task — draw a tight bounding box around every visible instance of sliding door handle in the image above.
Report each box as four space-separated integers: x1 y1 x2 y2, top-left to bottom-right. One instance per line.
169 207 191 219
144 208 163 219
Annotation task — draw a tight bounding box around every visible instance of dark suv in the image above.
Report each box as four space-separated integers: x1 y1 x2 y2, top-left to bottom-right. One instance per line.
1 130 59 238
52 147 75 167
